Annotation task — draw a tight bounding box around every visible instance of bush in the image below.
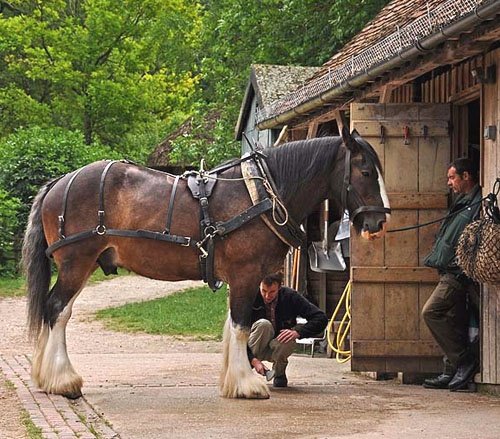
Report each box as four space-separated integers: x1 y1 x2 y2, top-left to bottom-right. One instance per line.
0 190 21 276
0 126 120 274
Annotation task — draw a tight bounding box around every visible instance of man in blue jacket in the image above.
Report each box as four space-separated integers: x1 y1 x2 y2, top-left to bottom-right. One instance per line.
247 272 328 388
422 158 482 391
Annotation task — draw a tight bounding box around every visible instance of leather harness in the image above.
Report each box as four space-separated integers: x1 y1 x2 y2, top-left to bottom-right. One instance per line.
44 146 391 292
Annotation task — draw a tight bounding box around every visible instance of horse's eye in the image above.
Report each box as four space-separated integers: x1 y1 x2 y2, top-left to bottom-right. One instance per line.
361 171 370 177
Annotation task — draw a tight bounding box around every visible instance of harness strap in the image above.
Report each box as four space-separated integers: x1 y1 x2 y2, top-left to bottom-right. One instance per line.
59 167 86 238
207 153 255 175
46 228 195 257
164 175 180 234
215 198 273 236
341 147 351 212
351 205 392 221
197 175 212 228
205 238 223 291
97 160 120 234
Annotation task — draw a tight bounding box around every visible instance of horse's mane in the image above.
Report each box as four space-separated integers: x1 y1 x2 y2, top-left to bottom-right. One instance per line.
263 137 342 202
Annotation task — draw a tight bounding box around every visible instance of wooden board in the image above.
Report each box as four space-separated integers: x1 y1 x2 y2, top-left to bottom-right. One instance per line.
480 48 500 385
350 103 451 376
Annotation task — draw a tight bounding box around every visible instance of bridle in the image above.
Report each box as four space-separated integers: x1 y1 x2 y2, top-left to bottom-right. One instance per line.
340 145 391 222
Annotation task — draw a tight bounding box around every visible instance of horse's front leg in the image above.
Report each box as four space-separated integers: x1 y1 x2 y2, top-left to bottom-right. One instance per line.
220 279 269 399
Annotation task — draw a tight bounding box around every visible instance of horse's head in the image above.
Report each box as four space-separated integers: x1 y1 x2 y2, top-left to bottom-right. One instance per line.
339 127 390 240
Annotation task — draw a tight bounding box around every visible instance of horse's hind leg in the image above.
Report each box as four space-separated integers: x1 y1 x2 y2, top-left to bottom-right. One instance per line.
32 259 94 398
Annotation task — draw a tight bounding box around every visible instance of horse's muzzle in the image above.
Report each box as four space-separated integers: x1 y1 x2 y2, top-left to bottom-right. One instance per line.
361 221 387 241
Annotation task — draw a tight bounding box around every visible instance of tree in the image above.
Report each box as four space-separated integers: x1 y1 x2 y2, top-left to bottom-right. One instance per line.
0 0 202 159
185 0 389 166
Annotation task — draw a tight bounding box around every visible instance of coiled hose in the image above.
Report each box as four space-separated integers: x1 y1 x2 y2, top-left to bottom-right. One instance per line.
326 280 351 363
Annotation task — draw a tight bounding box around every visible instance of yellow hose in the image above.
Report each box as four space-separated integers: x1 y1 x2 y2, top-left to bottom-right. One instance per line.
326 280 351 363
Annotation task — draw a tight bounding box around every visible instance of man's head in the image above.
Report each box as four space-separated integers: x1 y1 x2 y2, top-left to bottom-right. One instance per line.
259 273 283 304
447 158 478 194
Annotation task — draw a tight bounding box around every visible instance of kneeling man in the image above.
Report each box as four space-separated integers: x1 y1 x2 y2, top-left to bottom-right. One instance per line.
248 273 328 387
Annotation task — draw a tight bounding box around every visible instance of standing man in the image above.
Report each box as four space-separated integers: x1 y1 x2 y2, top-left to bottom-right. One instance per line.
248 272 328 388
422 158 482 391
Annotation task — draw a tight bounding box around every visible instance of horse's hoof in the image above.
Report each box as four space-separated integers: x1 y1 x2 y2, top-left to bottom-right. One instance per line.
251 392 270 400
63 390 82 400
237 390 270 399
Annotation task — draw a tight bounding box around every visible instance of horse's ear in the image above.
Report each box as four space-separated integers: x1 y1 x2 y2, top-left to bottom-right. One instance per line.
341 126 360 154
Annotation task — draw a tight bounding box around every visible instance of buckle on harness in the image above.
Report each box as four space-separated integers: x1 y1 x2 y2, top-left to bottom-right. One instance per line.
196 242 208 258
181 237 191 247
95 224 106 235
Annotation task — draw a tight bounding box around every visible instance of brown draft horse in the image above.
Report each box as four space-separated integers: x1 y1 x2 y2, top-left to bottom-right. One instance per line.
22 129 390 400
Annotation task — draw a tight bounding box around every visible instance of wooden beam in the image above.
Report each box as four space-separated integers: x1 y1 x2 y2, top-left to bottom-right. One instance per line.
289 101 352 130
351 267 439 283
379 84 393 103
387 192 448 210
307 121 319 139
334 109 348 133
352 341 442 357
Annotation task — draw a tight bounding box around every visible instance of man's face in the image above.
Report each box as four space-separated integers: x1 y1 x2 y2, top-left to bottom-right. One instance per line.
259 281 280 304
447 166 470 194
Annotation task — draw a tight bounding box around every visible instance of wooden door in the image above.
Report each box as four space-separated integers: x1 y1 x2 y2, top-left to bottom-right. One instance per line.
349 103 451 378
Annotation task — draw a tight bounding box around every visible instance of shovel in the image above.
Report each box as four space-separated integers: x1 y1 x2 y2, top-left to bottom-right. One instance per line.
308 200 346 272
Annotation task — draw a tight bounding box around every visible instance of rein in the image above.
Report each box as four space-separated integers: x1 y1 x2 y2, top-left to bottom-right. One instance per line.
386 183 499 233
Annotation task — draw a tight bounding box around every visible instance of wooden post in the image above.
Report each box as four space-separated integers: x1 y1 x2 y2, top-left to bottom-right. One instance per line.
379 84 393 103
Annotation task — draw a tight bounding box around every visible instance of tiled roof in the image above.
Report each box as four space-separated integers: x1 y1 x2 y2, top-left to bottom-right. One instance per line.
252 64 321 107
308 0 447 83
235 64 320 138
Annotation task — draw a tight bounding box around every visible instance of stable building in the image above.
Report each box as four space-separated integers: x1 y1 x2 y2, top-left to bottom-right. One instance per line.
239 0 500 389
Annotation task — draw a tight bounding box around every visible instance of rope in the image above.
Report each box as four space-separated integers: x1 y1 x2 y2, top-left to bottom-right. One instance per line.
387 196 488 233
326 281 352 363
262 178 289 226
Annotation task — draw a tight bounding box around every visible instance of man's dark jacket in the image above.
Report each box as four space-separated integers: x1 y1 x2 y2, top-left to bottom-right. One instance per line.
251 286 328 339
424 184 482 275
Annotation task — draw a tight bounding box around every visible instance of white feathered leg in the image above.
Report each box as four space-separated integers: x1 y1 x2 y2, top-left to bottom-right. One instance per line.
220 314 269 399
31 296 83 398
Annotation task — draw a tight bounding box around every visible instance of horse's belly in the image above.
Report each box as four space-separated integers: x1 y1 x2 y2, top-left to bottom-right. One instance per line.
111 239 202 281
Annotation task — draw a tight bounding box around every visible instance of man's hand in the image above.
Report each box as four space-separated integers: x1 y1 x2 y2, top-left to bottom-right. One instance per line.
277 329 300 343
250 358 266 376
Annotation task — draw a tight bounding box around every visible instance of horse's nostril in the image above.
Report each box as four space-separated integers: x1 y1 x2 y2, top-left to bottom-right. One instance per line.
377 219 385 230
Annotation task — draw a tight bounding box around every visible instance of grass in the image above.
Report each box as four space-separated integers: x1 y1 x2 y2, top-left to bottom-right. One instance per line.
96 285 228 340
20 410 43 439
0 268 128 298
0 277 25 297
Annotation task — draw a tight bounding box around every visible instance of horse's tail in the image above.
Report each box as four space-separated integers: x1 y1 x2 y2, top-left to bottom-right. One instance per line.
22 180 55 342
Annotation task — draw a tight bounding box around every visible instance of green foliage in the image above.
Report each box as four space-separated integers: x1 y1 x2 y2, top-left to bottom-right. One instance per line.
168 106 240 168
0 126 117 206
20 409 43 439
96 284 228 339
0 0 202 153
0 189 21 276
0 126 119 274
